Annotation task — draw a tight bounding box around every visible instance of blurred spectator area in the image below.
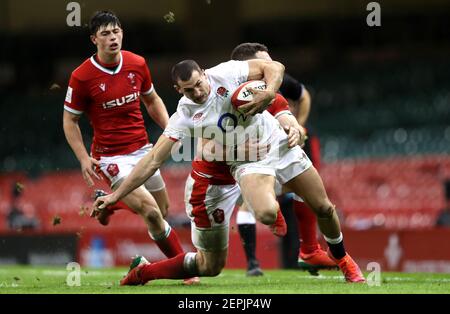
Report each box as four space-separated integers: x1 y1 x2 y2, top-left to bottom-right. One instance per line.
1 157 449 233
0 165 191 234
1 0 450 234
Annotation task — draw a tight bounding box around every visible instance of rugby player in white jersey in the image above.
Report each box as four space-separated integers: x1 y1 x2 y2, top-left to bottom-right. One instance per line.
93 58 365 284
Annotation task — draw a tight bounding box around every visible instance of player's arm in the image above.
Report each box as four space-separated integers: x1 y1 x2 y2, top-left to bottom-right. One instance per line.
268 94 306 148
293 88 311 126
63 110 100 186
239 59 285 116
277 113 307 148
280 74 311 126
93 135 175 209
141 91 170 129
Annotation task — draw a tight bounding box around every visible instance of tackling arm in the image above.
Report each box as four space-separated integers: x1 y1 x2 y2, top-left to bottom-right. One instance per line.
277 113 307 148
239 59 285 116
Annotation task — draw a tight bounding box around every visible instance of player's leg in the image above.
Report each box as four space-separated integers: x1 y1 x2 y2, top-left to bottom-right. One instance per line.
239 173 287 237
237 203 263 276
121 219 230 285
121 175 237 285
112 181 184 259
120 248 227 286
143 168 199 284
93 162 138 225
295 133 334 267
293 195 337 270
283 166 365 282
145 173 170 218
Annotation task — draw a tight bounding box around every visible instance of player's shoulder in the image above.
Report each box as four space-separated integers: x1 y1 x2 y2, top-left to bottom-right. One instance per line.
207 60 246 76
70 57 95 81
121 50 146 66
177 96 195 115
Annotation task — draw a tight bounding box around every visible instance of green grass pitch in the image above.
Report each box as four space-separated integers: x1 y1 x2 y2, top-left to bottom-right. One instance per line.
0 266 450 294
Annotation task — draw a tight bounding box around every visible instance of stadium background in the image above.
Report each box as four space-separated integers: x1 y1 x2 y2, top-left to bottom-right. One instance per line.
0 0 449 273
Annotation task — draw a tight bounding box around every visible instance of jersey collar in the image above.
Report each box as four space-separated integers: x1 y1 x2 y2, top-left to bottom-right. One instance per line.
90 52 123 75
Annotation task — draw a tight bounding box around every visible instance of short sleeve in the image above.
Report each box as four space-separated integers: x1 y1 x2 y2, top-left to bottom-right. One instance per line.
64 74 87 115
266 93 291 119
141 60 154 95
207 60 249 86
163 111 191 141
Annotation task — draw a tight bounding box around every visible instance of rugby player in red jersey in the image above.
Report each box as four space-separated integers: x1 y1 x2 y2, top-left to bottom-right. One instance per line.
62 11 198 284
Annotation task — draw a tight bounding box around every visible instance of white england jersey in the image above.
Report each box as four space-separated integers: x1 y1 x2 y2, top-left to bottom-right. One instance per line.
164 60 284 150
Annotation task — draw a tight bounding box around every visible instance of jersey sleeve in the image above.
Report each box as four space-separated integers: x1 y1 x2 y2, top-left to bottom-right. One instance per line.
279 73 304 101
266 93 291 118
141 60 154 95
208 60 249 85
163 110 191 141
64 74 87 115
232 60 250 84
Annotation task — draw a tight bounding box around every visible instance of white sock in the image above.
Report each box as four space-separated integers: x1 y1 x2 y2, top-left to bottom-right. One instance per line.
236 210 256 225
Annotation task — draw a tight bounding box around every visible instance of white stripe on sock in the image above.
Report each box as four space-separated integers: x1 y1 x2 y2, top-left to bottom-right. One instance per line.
236 210 256 224
148 220 171 241
324 232 343 244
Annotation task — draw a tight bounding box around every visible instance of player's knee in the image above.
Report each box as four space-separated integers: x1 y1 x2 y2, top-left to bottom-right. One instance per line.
198 256 225 277
315 202 335 219
202 262 224 277
255 204 278 225
142 203 162 223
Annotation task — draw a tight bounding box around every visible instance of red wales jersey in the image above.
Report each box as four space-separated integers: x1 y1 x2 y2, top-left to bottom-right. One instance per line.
191 93 290 184
64 50 154 158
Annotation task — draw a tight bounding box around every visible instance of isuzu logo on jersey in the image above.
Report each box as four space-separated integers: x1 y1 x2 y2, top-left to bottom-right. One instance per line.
102 91 140 109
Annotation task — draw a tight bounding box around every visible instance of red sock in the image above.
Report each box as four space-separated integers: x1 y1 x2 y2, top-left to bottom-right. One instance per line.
155 228 184 258
293 200 320 254
141 253 194 281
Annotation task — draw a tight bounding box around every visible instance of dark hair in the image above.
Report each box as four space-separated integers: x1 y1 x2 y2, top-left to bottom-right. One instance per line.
89 11 122 35
230 42 269 61
171 60 202 84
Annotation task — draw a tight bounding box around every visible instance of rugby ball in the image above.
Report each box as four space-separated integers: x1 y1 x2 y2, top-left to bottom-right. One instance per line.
231 80 267 110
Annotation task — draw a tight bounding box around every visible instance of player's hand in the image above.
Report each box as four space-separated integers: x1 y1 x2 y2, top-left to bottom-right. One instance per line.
239 88 276 117
284 125 307 148
92 192 118 217
80 157 101 187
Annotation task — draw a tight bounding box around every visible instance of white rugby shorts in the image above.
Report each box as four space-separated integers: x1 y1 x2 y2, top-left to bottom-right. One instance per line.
97 144 165 192
184 174 241 252
231 128 312 185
